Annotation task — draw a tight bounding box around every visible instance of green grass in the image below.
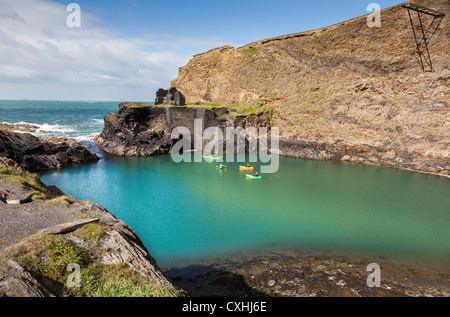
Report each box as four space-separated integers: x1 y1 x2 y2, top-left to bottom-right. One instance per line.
226 101 271 117
7 233 179 297
0 162 53 200
186 102 221 109
186 101 271 117
121 102 154 108
44 195 77 207
241 47 257 54
75 223 109 246
297 105 325 113
71 263 178 297
121 99 273 118
9 234 89 284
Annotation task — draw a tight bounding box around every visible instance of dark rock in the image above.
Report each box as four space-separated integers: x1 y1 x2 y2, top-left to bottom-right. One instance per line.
0 260 55 297
279 138 450 177
0 129 100 172
95 103 271 157
0 189 7 203
203 94 212 102
45 186 64 198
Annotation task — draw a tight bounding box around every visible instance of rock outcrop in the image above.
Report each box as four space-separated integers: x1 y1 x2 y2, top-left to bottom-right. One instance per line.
0 127 100 172
0 201 175 297
95 102 271 157
0 260 55 297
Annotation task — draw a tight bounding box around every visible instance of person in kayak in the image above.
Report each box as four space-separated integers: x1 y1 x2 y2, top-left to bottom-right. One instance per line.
247 164 251 167
219 164 223 169
254 172 259 177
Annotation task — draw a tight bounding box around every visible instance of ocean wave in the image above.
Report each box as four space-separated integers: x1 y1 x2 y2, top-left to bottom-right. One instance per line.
2 121 76 136
74 134 98 142
1 121 104 142
4 121 75 133
37 123 77 134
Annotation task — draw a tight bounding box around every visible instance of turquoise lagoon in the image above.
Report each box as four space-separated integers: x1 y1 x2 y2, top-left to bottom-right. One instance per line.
39 154 450 267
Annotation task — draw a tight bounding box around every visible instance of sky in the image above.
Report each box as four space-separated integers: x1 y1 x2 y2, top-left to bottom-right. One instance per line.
0 0 406 101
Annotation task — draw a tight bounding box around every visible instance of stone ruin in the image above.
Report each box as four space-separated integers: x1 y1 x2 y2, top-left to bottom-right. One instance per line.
155 87 186 106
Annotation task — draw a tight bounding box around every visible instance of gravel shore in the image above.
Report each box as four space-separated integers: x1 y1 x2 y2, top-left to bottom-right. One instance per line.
164 251 450 297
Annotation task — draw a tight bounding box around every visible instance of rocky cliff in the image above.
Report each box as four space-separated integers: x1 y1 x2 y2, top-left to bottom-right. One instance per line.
167 0 449 176
95 102 271 156
0 125 100 171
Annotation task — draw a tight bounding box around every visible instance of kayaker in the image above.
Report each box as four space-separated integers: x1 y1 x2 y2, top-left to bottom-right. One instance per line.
219 164 223 169
254 172 259 177
247 164 251 167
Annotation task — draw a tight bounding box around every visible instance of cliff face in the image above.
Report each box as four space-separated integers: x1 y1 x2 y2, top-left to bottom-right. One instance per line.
95 102 271 156
169 0 449 176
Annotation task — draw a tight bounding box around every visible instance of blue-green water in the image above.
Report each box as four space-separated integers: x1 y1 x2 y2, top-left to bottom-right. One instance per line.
39 154 450 267
2 101 449 267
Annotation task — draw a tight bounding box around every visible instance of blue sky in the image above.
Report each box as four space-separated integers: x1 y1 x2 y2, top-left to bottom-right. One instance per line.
54 0 405 46
0 0 406 101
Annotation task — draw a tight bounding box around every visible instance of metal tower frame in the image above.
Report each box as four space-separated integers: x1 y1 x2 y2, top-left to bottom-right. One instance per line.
402 3 445 72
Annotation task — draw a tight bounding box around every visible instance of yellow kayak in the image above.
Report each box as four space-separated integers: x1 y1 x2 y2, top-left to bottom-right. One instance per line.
239 166 254 170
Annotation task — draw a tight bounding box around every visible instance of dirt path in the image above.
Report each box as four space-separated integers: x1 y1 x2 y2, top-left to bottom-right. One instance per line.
0 178 85 252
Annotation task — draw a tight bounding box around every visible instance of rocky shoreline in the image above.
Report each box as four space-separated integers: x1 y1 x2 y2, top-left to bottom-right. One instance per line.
278 139 450 178
164 250 450 297
0 124 100 171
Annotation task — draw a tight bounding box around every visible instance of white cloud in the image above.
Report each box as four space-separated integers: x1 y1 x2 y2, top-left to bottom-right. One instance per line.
0 0 228 100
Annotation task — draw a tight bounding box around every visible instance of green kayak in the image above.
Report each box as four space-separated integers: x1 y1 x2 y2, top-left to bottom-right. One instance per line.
246 174 262 180
203 156 223 160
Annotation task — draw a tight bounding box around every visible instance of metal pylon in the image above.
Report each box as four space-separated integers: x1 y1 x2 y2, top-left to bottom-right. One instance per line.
402 3 445 72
